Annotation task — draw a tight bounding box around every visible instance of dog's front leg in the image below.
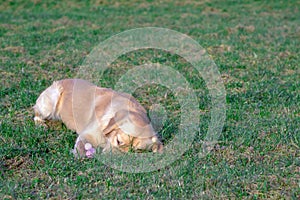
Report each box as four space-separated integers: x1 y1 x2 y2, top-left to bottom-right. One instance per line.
72 136 86 158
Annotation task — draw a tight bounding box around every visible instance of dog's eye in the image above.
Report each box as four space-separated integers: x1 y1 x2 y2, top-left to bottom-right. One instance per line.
116 138 122 146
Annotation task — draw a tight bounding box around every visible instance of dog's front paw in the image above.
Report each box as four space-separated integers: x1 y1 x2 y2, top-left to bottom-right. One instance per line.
72 137 86 158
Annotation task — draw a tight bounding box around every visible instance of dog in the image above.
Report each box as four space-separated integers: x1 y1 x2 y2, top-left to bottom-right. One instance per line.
33 79 163 157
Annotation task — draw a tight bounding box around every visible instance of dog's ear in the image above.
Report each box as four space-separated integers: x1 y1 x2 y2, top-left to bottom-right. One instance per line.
102 117 118 136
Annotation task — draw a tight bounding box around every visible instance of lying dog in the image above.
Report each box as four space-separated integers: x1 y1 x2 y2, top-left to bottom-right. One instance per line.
33 79 163 157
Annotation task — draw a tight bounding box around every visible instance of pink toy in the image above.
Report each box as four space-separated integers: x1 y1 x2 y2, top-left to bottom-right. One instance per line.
85 143 96 158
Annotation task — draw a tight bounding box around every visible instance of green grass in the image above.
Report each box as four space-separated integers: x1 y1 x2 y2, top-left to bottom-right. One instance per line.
1 0 299 199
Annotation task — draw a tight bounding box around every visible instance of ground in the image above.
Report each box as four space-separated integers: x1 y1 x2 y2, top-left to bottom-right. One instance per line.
0 0 299 199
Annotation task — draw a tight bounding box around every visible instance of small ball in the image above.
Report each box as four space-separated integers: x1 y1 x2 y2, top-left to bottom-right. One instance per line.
84 143 92 150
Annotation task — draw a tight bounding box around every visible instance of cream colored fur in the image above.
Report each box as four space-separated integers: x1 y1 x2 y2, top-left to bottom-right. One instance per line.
34 79 163 157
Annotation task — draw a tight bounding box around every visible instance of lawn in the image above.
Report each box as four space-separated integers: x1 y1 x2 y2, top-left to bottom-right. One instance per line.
0 0 299 199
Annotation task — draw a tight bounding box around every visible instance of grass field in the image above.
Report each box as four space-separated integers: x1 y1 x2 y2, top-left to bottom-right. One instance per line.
1 0 299 199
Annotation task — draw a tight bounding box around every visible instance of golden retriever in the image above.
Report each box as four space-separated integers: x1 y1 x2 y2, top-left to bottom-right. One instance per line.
33 79 163 157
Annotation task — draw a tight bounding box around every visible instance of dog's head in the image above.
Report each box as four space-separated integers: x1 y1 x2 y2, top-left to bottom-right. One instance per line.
104 130 163 153
102 112 163 153
132 135 163 153
33 81 62 124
